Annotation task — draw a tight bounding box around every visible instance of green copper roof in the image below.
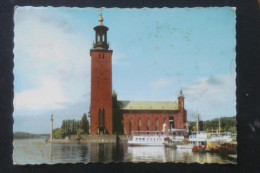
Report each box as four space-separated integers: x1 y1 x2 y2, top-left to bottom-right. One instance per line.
119 101 178 111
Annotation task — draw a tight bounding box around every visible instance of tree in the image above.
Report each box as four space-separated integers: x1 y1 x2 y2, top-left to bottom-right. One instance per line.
188 116 236 133
77 128 84 138
53 128 65 139
81 113 89 134
112 90 124 134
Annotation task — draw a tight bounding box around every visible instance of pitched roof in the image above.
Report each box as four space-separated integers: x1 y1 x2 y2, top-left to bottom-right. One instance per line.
119 101 178 111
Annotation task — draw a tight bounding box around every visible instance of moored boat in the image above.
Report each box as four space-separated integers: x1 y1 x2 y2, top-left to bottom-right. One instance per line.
207 132 233 143
176 131 208 150
163 136 184 148
192 145 207 152
176 138 194 149
188 131 208 146
176 144 194 149
128 129 188 146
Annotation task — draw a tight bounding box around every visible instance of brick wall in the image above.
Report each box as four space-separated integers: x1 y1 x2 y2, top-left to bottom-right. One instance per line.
90 50 113 135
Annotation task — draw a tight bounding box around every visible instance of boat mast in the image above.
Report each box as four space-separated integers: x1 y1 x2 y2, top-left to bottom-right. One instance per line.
218 117 221 134
196 113 199 133
196 113 199 146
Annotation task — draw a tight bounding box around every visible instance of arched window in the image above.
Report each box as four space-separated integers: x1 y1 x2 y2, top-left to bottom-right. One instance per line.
147 119 150 131
129 119 132 134
156 119 158 131
138 119 141 131
101 109 105 127
98 108 105 128
169 117 174 130
98 108 102 127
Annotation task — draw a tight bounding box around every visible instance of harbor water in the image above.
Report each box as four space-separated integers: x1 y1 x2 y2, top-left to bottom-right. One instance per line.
13 138 236 164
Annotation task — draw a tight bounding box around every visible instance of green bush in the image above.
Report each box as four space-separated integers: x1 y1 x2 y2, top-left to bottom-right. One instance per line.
77 128 84 137
53 128 65 139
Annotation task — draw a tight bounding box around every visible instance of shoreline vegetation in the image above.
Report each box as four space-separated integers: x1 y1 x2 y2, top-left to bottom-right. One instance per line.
46 135 128 143
14 132 49 139
14 116 236 143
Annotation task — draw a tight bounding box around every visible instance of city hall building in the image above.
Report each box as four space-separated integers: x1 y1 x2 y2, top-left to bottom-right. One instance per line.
90 15 187 135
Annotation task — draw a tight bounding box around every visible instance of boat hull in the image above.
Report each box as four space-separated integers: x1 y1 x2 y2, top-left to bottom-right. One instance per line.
128 141 163 146
176 145 193 149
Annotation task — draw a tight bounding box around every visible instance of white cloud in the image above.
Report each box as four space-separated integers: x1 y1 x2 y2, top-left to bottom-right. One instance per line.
150 78 173 90
14 8 91 111
14 78 67 110
183 74 236 120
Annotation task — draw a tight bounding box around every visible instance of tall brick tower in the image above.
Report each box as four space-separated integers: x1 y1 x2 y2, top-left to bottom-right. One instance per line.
90 14 113 135
178 90 187 129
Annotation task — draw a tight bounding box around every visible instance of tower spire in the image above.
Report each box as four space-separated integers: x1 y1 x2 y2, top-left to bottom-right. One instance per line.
179 89 184 98
98 8 103 26
99 13 104 26
91 11 109 50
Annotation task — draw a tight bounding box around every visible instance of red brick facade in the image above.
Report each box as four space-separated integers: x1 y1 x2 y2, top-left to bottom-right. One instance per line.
90 17 113 135
90 51 113 135
122 98 187 135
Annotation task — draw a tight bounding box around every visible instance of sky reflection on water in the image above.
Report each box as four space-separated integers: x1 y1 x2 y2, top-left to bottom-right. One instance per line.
13 138 236 165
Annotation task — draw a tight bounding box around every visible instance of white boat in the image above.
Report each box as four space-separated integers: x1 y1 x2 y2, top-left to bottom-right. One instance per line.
128 129 188 146
163 136 184 147
176 144 194 149
207 117 234 143
208 132 233 143
188 131 208 146
175 131 208 149
176 114 207 149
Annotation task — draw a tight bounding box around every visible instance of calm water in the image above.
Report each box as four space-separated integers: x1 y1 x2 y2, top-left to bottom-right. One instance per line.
13 138 236 164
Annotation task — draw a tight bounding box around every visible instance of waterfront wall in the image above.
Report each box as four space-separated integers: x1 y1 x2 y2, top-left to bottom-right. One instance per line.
48 135 129 143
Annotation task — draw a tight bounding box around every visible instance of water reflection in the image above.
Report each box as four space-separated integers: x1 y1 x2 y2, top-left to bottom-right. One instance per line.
112 141 125 161
128 146 165 162
98 143 105 162
79 144 88 162
49 142 52 162
14 138 236 164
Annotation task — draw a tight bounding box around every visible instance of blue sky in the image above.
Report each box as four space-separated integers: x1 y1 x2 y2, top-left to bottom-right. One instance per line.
13 7 236 133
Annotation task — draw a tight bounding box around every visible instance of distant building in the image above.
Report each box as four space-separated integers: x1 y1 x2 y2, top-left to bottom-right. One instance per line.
90 15 187 135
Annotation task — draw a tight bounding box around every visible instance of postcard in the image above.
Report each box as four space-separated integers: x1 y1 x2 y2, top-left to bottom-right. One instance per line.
13 7 237 164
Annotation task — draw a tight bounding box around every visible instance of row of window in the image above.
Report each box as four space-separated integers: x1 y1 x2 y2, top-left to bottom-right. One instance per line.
129 119 167 130
134 137 163 141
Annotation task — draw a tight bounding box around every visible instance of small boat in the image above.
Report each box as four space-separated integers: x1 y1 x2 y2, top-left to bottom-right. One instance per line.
192 145 207 152
214 142 237 154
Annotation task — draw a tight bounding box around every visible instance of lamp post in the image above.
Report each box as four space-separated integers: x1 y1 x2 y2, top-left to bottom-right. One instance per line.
50 114 53 141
